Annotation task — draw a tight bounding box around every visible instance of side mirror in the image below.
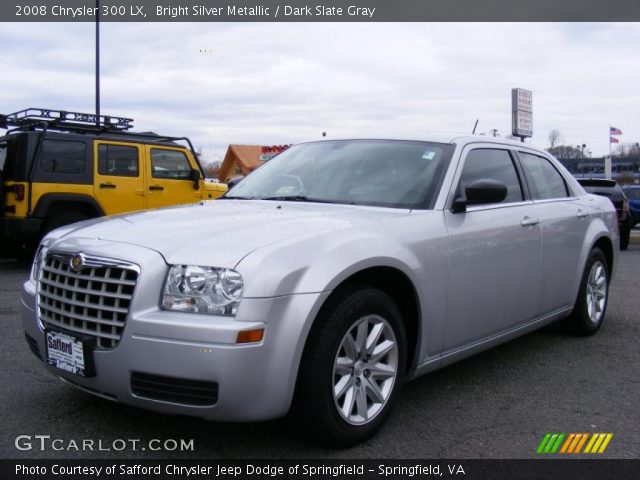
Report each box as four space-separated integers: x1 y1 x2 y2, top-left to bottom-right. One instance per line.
226 176 244 190
452 179 508 213
191 169 201 190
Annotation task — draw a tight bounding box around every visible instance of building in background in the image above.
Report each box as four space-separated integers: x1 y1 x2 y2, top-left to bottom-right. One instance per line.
558 157 639 183
218 144 290 182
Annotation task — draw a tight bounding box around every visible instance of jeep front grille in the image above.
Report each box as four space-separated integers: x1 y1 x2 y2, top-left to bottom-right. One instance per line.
38 253 139 349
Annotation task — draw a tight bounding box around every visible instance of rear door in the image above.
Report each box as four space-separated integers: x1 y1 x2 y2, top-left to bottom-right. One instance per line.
144 146 202 209
517 151 587 314
443 146 542 350
94 140 145 215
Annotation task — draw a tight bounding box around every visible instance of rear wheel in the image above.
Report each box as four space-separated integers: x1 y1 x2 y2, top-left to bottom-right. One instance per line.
562 247 609 336
293 287 407 447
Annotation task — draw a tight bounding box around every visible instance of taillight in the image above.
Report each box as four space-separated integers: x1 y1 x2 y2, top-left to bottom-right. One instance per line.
8 184 25 201
623 199 630 214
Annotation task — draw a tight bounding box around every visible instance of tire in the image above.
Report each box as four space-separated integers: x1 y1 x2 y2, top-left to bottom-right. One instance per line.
620 228 630 251
292 286 407 447
562 247 609 336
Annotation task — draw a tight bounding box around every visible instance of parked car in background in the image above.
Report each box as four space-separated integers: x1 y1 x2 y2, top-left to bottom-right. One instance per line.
578 179 632 250
0 108 227 258
622 185 640 226
23 136 617 446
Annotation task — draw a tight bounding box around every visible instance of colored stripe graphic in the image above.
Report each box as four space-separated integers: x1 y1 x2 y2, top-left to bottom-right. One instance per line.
585 433 614 454
539 433 613 454
537 433 565 454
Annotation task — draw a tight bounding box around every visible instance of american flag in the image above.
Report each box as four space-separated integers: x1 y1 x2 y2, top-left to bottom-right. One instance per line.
610 126 623 135
610 136 619 144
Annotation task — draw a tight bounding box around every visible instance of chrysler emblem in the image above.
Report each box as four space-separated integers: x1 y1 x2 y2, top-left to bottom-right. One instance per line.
70 254 85 272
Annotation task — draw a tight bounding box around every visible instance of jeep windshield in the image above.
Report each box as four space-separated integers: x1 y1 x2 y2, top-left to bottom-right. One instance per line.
224 139 454 209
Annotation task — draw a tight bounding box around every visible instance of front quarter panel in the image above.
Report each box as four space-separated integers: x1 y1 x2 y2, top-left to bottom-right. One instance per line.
235 211 450 366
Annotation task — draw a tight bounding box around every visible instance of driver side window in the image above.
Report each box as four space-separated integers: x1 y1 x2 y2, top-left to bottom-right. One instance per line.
458 149 524 204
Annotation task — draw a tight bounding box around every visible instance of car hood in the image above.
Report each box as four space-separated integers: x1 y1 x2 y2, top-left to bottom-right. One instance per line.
54 200 410 268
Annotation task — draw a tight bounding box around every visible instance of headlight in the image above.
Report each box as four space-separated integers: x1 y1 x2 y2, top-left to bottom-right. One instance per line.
162 265 243 316
30 244 49 283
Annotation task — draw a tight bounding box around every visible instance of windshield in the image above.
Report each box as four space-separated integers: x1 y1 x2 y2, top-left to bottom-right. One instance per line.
625 187 640 200
224 140 453 209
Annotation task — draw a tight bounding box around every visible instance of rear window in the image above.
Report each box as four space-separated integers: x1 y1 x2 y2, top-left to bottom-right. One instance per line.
580 183 624 202
40 140 87 174
98 144 139 177
519 152 569 200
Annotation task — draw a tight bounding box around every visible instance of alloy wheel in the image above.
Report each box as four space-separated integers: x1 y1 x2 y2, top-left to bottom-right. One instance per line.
332 314 398 425
586 260 607 324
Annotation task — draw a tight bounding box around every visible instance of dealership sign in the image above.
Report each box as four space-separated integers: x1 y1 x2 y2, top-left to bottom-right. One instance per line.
512 88 533 138
259 145 290 162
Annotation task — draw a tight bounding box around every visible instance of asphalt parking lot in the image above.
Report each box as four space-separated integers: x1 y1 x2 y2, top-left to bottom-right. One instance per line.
0 245 638 460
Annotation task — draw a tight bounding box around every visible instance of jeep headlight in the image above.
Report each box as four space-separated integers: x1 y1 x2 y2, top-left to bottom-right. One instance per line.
162 265 243 316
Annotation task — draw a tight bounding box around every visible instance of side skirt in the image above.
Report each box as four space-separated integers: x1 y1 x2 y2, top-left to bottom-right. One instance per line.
407 306 573 380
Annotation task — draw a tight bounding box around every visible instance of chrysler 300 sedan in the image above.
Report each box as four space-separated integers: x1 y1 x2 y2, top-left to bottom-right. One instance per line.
22 136 617 446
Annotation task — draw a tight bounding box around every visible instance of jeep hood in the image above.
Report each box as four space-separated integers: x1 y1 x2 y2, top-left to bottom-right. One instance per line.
52 200 409 268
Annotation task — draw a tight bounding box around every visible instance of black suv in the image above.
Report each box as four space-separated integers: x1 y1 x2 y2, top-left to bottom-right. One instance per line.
578 178 632 250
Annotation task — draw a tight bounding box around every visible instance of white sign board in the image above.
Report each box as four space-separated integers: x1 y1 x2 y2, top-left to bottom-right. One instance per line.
513 89 532 112
514 111 533 137
512 88 533 138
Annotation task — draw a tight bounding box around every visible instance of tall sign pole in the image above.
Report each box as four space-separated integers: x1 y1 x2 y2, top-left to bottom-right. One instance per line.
511 88 533 142
96 0 100 127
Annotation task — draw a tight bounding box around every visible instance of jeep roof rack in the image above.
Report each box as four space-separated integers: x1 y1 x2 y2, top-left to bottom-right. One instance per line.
0 108 134 133
0 108 207 177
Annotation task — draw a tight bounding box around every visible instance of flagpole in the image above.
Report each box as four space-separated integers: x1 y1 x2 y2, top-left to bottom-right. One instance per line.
608 125 611 179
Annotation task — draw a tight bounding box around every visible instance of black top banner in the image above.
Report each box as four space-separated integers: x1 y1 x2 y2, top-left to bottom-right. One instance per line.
3 0 640 22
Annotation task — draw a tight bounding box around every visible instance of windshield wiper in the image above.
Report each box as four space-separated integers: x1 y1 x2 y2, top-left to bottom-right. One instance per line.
260 195 340 204
219 195 256 200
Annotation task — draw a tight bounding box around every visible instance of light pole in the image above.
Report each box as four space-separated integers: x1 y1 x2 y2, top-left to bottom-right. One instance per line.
95 0 100 126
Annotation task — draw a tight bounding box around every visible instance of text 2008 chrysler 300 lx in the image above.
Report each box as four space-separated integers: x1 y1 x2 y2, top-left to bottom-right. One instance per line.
22 136 617 446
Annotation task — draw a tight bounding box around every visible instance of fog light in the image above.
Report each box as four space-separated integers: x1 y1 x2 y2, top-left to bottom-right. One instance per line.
236 329 264 344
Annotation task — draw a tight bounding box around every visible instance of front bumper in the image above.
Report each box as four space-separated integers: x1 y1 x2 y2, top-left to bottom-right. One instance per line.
21 237 329 421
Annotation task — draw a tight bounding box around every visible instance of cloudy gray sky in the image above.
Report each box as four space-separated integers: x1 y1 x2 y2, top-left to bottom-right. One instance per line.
1 22 638 163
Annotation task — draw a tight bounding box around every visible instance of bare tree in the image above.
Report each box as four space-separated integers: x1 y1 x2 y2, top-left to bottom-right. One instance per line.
614 142 640 158
547 145 582 159
548 129 563 149
616 172 635 185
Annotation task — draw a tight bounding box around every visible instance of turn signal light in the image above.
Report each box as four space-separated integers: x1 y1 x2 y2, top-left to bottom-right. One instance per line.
236 329 264 344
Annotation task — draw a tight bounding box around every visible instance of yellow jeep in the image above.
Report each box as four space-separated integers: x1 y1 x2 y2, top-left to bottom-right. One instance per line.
0 108 226 257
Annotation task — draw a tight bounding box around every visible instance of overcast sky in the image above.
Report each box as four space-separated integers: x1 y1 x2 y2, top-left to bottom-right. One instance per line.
1 22 638 162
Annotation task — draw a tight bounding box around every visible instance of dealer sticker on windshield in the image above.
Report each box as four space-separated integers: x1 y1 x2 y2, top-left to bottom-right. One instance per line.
45 330 93 377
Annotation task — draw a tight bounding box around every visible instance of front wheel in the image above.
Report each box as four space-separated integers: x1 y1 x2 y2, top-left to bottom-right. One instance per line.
562 247 609 336
292 287 407 447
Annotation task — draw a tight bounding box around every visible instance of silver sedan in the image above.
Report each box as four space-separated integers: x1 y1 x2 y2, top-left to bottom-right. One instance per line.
22 136 617 446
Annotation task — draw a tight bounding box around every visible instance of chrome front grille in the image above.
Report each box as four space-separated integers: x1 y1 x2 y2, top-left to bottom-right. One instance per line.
38 252 139 349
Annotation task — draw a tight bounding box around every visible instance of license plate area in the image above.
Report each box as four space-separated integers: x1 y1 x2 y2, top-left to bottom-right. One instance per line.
45 329 96 377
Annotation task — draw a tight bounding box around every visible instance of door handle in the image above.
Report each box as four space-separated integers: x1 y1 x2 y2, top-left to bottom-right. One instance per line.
577 210 589 218
521 216 540 227
149 185 164 191
99 183 116 189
